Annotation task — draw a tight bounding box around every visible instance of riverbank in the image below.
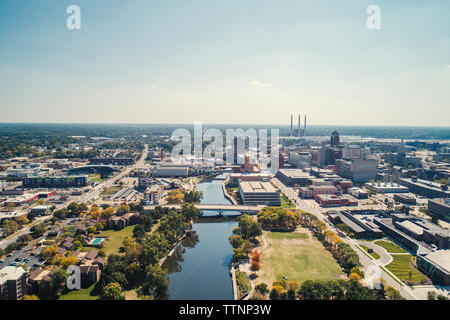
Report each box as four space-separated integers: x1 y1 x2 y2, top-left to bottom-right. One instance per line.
159 227 191 267
222 178 238 205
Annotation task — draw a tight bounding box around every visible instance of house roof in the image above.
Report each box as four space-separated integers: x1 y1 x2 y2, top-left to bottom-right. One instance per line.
84 250 98 260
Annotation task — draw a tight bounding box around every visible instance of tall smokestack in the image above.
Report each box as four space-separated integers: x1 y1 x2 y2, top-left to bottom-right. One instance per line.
297 114 301 137
290 115 293 136
303 115 307 136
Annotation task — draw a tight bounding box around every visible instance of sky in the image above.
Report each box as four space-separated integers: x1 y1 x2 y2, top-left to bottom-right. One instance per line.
0 0 449 126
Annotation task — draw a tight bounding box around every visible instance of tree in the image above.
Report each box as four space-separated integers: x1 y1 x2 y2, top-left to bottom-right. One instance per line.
167 190 184 204
60 256 77 269
101 282 123 300
41 245 58 261
30 223 46 238
15 215 29 226
237 214 262 240
139 264 169 300
229 235 244 249
72 240 82 250
50 269 68 297
385 286 405 300
54 208 69 219
269 288 280 300
18 234 33 244
2 219 19 235
250 260 260 271
255 283 269 296
133 224 146 239
100 207 115 219
116 204 130 216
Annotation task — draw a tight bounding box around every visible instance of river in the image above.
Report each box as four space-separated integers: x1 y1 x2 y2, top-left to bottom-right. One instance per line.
162 173 238 300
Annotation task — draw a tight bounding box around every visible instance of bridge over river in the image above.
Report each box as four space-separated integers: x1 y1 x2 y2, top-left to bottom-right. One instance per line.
143 204 263 214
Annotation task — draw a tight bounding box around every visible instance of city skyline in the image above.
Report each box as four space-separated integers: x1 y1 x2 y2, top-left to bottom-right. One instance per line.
0 0 449 126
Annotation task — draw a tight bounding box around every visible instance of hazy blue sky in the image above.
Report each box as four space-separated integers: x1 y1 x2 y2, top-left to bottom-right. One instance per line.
0 0 449 125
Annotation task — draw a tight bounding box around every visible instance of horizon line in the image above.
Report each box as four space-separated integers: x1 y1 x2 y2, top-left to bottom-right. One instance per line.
0 122 449 128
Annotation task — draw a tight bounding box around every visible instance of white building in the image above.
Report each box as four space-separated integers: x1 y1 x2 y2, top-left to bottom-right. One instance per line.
288 152 312 169
238 181 281 206
143 184 164 205
0 266 26 300
348 187 368 199
342 145 371 160
365 182 409 193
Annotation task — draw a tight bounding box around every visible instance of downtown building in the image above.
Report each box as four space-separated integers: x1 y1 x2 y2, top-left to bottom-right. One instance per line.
397 177 450 199
238 181 281 206
336 158 378 183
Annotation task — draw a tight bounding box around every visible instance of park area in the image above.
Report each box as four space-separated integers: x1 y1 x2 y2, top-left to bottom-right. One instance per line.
255 228 344 286
374 240 408 253
385 254 427 283
97 226 134 257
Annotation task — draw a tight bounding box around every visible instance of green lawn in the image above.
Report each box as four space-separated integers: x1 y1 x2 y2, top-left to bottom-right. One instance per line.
268 232 308 240
374 240 408 254
280 195 295 208
385 254 427 283
59 283 98 300
101 186 121 196
97 226 134 257
235 271 251 297
359 244 381 260
257 230 344 286
88 174 104 182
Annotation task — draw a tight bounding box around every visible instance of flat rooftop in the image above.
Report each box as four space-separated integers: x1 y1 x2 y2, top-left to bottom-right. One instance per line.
0 266 26 285
397 220 424 236
239 181 278 194
278 169 310 178
425 250 450 273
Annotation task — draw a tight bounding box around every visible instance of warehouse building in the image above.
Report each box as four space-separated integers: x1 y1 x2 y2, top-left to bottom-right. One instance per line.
22 175 88 188
394 194 416 205
152 164 189 177
417 250 450 286
398 178 450 198
229 173 270 186
428 198 450 222
275 169 312 186
365 182 409 193
328 210 384 239
299 185 338 199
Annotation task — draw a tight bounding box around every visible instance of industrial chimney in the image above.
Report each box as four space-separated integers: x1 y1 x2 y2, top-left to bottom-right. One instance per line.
303 115 307 136
290 115 293 136
297 114 301 137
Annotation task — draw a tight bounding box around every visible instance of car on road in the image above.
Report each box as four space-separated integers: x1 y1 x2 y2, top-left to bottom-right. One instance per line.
0 259 5 264
15 257 23 262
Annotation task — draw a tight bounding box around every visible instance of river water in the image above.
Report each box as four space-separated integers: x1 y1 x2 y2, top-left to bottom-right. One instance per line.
162 174 238 300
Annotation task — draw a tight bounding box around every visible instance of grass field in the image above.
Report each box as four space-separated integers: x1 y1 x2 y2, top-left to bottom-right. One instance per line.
374 240 408 254
256 229 344 286
280 194 295 208
59 283 98 300
359 244 381 260
385 254 427 283
235 271 251 297
88 174 104 182
101 186 120 196
97 226 134 257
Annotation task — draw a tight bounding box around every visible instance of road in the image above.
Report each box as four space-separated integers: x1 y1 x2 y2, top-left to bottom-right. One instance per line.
271 177 418 300
0 145 149 251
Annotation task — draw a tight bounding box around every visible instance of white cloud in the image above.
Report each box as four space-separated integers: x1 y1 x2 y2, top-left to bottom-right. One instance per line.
250 80 273 88
446 65 450 69
151 84 158 88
